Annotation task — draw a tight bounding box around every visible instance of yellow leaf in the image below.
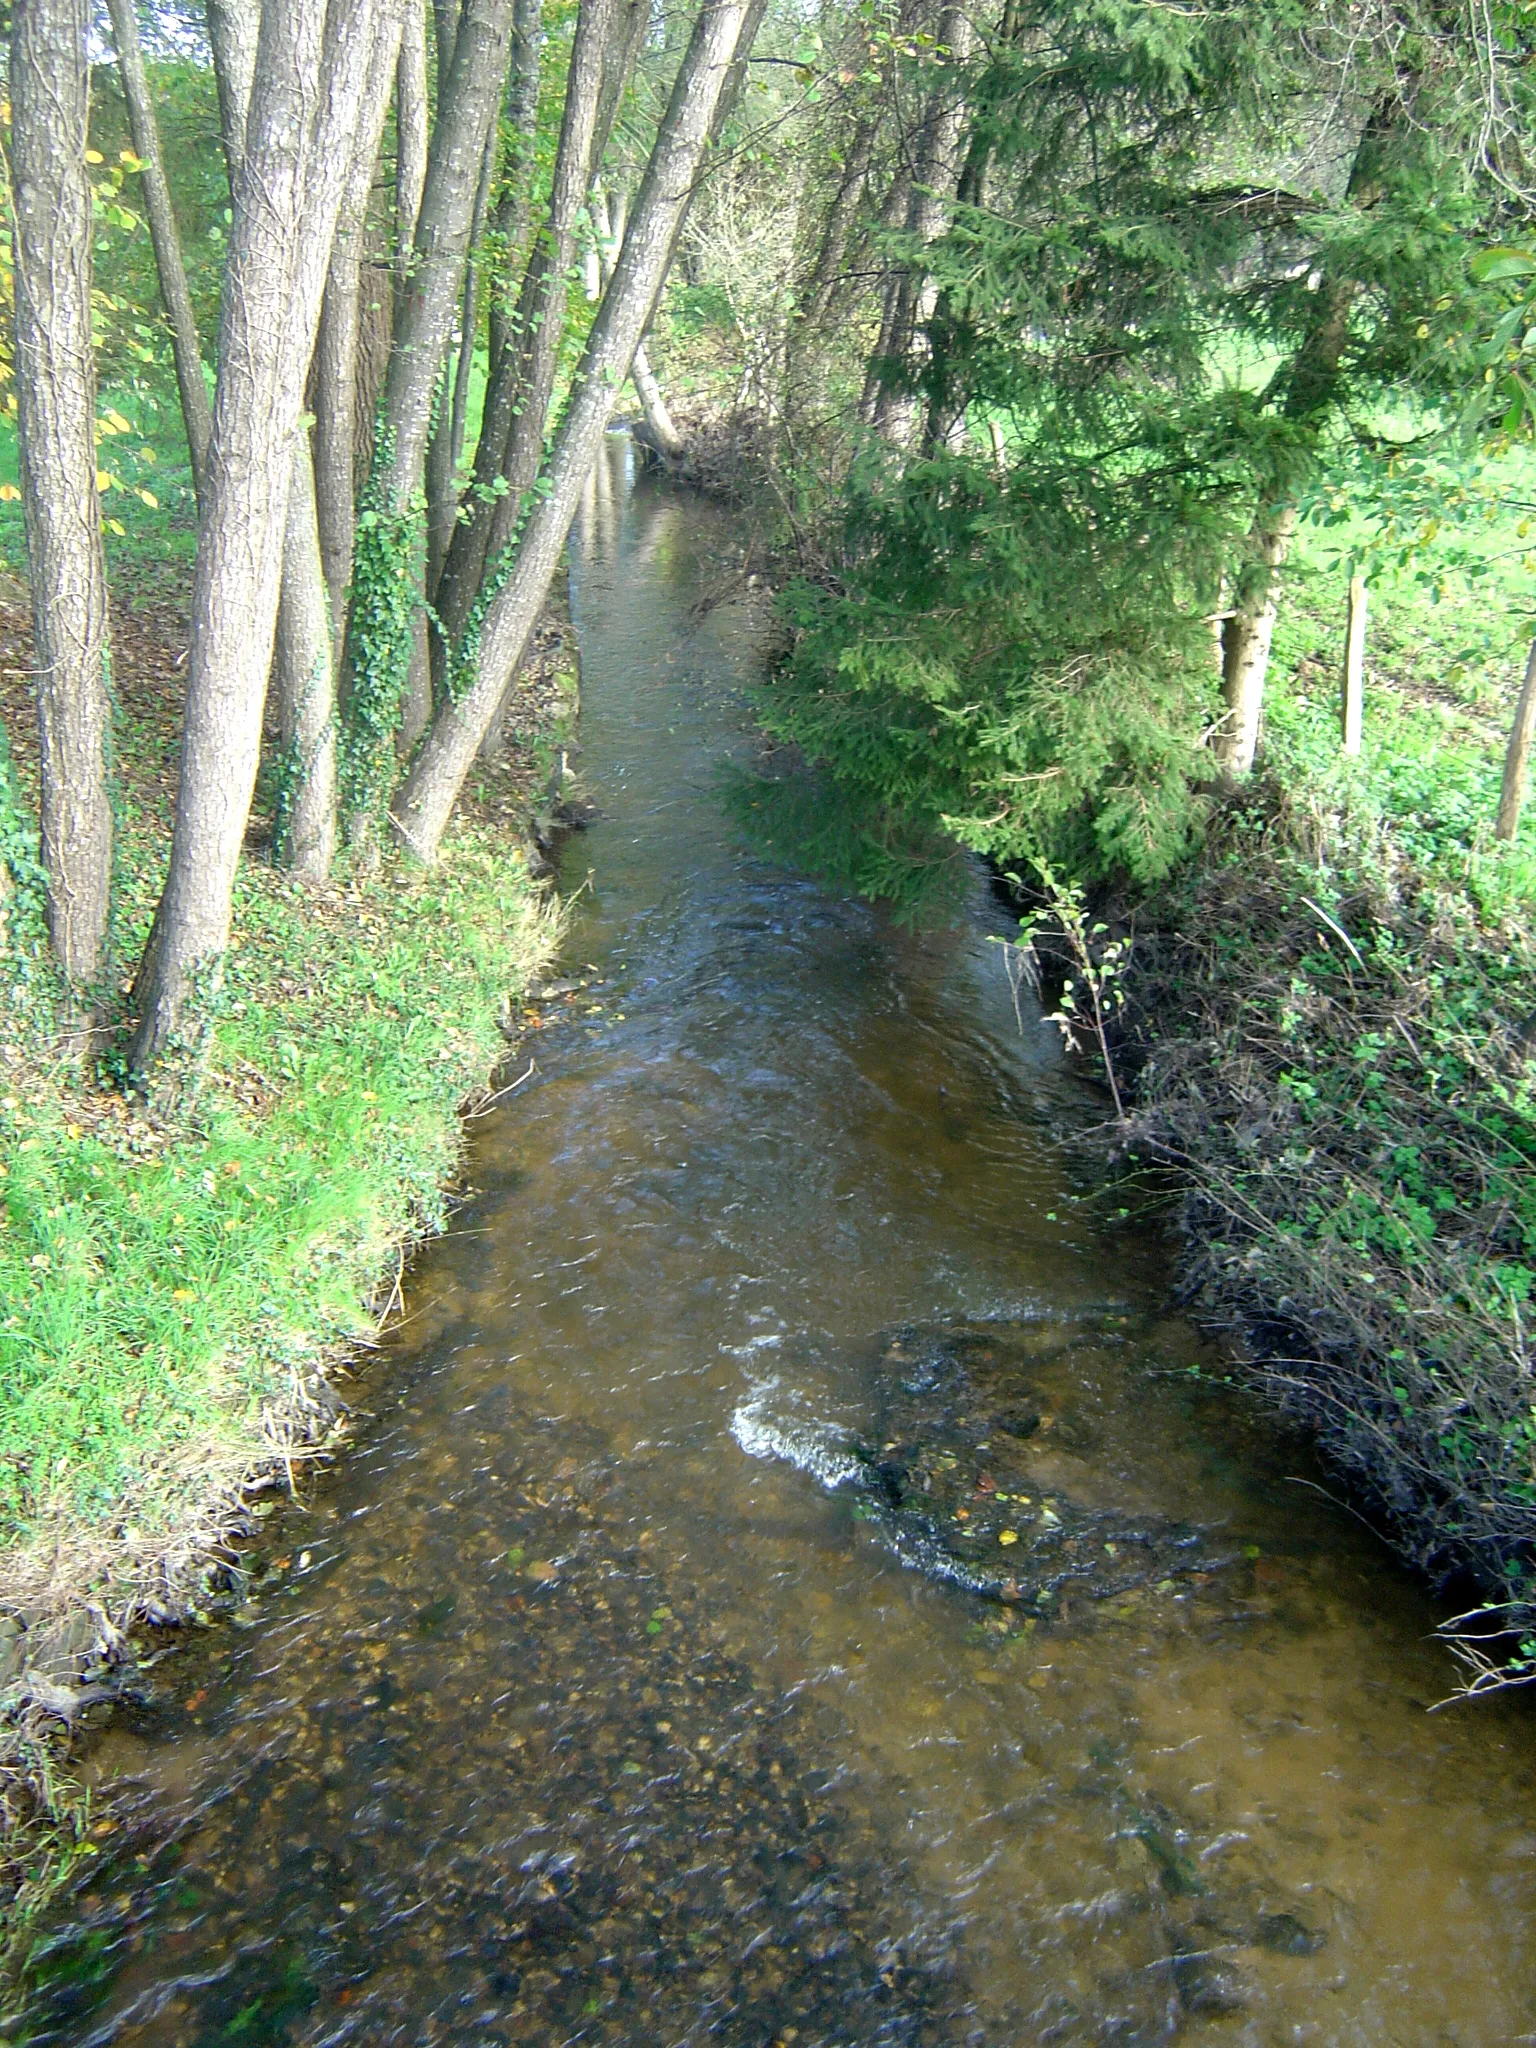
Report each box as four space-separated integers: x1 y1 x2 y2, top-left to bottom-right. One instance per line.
0 483 20 503
171 1287 195 1302
84 149 104 164
136 489 158 509
104 409 132 434
998 1529 1019 1546
104 518 125 536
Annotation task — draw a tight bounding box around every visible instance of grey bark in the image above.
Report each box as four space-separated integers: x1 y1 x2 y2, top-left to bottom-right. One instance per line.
866 3 974 445
592 189 686 462
430 0 616 665
273 431 337 878
484 0 550 375
314 13 407 640
131 0 395 1074
375 0 516 516
206 0 259 164
11 0 113 991
426 107 498 594
395 0 430 313
393 0 755 863
106 0 212 498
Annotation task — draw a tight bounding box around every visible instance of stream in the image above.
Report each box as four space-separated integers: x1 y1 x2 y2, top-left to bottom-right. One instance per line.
20 441 1536 2046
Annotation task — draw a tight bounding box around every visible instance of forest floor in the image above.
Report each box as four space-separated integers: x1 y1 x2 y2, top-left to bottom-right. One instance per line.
0 579 574 1964
1098 504 1536 1698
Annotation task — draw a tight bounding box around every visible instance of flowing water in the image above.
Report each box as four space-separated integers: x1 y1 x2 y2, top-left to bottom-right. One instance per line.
22 444 1536 2046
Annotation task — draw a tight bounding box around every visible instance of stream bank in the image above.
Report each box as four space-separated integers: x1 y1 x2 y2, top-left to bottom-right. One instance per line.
0 593 575 1962
1088 784 1536 1692
10 442 1536 2046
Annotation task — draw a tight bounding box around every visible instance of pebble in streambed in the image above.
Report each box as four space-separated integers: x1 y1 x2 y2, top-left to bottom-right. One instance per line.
22 1416 958 2048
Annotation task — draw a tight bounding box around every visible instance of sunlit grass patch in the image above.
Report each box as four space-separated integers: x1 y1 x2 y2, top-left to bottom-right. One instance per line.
0 824 561 1571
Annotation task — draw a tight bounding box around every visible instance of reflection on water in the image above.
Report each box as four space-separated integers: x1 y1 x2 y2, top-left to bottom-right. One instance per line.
22 442 1536 2046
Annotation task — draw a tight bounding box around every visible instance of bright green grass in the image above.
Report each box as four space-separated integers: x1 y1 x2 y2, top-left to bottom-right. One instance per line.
1260 444 1536 909
0 825 559 1560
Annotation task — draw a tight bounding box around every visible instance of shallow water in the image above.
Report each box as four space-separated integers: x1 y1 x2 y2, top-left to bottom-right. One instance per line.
22 443 1536 2046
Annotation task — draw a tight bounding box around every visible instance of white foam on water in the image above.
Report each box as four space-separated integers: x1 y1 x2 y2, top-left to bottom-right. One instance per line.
730 1378 866 1491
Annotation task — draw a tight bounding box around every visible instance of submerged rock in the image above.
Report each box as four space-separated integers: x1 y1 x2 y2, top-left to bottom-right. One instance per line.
840 1320 1238 1615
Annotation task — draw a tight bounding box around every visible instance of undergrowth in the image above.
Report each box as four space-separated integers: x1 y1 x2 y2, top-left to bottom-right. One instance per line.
1117 783 1536 1691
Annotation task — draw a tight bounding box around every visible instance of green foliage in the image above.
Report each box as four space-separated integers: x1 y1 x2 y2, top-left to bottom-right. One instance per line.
0 719 45 934
339 475 422 825
752 435 1242 911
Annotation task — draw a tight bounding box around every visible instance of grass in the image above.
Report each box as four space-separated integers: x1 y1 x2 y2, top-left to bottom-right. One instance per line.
0 832 560 1564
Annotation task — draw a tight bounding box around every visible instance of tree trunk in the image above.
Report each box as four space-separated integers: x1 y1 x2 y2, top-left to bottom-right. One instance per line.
485 0 553 375
11 0 113 993
593 188 687 464
865 3 973 446
393 0 754 864
1341 572 1366 757
130 0 394 1076
272 433 337 879
395 0 430 315
426 108 498 595
1496 639 1536 843
1207 91 1394 777
314 14 404 643
430 0 616 668
1216 508 1296 778
376 0 516 516
206 0 259 164
105 0 212 499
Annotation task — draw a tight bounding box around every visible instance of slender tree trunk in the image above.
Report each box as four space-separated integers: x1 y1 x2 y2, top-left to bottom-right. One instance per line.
11 0 113 993
105 0 212 499
803 115 876 330
1341 572 1367 757
372 0 510 773
393 0 755 864
272 433 337 878
1216 508 1297 777
426 109 498 595
1207 89 1400 777
430 0 616 667
1211 283 1356 777
314 15 404 643
485 0 552 374
130 0 394 1076
1496 639 1536 843
395 0 429 314
206 0 259 162
868 5 974 447
376 0 516 516
593 189 687 463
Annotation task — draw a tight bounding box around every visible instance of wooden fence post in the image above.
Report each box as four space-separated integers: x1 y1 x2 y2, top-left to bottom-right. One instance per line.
1496 637 1536 842
1341 572 1367 757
